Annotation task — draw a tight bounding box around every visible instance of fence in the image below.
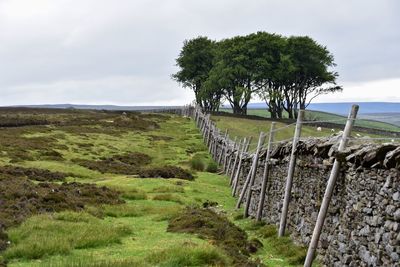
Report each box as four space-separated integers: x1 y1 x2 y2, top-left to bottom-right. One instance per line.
187 104 400 267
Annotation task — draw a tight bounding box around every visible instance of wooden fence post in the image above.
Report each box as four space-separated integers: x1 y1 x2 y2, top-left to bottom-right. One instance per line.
303 105 359 267
236 132 266 210
218 129 228 165
207 122 213 153
256 122 276 221
243 133 267 215
231 137 251 196
229 139 243 186
225 137 237 174
279 110 304 237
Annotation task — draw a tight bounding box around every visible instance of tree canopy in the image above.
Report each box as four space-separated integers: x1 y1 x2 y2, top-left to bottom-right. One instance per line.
173 32 341 117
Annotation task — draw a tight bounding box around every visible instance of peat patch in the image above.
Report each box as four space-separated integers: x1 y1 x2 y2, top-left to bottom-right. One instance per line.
138 166 194 180
0 165 71 182
167 207 264 266
73 152 152 175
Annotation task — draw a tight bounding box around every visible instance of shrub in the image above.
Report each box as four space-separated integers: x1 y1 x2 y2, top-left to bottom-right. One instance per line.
189 157 205 171
206 161 218 173
139 166 194 180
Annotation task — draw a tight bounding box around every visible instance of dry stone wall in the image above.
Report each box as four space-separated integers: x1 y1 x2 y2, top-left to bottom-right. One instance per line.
216 137 400 267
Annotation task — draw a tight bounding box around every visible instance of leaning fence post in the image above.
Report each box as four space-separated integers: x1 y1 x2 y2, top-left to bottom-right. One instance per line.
218 129 228 165
225 136 237 174
230 138 241 175
243 133 267 216
232 137 251 196
236 132 265 210
229 139 243 185
256 122 276 221
303 105 359 267
279 110 304 237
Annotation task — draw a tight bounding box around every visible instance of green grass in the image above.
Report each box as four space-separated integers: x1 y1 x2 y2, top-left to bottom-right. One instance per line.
211 116 329 149
2 112 313 267
4 212 131 260
220 108 400 132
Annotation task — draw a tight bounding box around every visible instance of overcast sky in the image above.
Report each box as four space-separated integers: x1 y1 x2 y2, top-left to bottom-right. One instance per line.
0 0 399 106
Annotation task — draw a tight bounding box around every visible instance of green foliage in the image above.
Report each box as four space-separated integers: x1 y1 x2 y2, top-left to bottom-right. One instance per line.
174 32 340 117
189 154 206 171
4 212 132 260
206 161 218 173
172 36 217 110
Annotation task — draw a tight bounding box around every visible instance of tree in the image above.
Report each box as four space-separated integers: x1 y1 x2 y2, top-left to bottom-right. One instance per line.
251 32 288 119
285 36 342 118
206 35 260 115
173 33 341 118
172 37 216 109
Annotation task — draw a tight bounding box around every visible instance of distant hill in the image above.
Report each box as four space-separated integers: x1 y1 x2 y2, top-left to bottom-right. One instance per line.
244 102 400 115
7 104 180 111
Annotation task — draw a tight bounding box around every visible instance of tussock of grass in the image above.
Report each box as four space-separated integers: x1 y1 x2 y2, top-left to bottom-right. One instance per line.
103 204 149 217
120 189 147 200
151 185 184 193
205 161 218 173
102 203 181 220
244 220 267 231
151 206 182 222
4 211 132 260
152 193 183 204
257 225 308 265
147 243 230 266
189 154 206 171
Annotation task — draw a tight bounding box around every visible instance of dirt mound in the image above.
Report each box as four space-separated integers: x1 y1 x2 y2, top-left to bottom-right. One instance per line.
0 174 123 252
0 165 70 182
73 152 152 175
139 166 194 180
167 207 264 266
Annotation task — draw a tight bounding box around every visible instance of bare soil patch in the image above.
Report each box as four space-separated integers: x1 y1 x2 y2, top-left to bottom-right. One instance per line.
0 165 71 182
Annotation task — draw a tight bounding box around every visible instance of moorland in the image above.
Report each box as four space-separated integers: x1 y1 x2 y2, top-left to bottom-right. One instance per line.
0 107 311 267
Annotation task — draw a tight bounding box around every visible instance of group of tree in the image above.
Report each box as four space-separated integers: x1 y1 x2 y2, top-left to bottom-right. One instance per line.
173 32 342 119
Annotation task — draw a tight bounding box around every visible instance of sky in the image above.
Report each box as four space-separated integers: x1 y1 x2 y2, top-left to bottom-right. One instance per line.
0 0 399 106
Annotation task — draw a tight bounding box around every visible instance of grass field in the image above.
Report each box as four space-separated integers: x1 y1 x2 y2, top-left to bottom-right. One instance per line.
0 108 315 267
211 114 388 150
219 108 400 132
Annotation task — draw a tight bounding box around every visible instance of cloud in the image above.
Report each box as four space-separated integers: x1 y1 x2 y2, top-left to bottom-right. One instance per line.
0 0 398 105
